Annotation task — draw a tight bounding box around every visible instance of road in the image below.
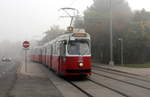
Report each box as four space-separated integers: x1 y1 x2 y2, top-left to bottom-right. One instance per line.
0 60 19 97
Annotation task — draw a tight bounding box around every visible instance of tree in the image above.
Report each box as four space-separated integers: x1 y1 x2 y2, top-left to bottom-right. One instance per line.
40 25 65 45
74 16 84 29
83 0 132 63
122 9 150 64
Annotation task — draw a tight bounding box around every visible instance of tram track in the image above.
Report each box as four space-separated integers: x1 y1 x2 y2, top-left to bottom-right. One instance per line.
87 78 131 97
67 78 129 97
41 63 150 97
93 65 139 76
89 73 150 97
66 80 93 97
53 65 150 97
92 71 150 90
90 65 150 97
66 72 150 97
93 65 150 90
93 65 150 83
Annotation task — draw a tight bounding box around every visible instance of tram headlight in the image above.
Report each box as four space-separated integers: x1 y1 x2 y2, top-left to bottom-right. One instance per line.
79 63 84 67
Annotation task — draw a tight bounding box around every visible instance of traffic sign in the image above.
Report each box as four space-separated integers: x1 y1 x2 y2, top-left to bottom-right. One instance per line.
23 41 30 48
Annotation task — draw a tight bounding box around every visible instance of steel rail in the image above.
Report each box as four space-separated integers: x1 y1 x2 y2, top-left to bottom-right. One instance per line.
93 71 150 90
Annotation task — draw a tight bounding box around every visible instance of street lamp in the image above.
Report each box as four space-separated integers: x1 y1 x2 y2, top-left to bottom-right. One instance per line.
109 0 114 66
118 38 124 66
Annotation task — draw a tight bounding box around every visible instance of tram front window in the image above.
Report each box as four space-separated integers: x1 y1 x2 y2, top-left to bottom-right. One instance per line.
68 40 90 55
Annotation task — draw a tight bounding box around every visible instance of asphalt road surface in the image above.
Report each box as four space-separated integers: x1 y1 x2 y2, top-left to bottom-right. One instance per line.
0 60 19 97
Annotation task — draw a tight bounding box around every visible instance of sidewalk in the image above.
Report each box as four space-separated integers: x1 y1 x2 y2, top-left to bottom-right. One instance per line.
9 61 63 97
96 64 150 77
19 62 47 78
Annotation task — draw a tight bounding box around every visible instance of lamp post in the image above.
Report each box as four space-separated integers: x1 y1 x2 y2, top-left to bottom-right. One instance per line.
109 0 114 66
118 38 123 66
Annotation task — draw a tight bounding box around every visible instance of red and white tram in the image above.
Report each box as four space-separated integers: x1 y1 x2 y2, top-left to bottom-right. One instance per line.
30 28 91 76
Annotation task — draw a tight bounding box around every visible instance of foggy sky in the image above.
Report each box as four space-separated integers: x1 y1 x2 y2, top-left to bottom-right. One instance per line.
0 0 149 42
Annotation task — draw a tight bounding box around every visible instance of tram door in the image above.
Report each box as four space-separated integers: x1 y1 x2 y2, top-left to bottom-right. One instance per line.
49 45 53 69
42 48 46 65
59 41 66 72
44 48 47 66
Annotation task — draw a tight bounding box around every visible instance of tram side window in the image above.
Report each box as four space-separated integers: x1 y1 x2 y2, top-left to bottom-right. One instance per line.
46 46 49 55
55 42 57 55
56 42 60 55
50 45 52 55
45 47 47 55
48 45 51 55
53 42 57 56
52 44 55 55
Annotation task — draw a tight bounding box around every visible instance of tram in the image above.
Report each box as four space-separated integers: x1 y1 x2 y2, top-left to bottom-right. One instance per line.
30 27 91 76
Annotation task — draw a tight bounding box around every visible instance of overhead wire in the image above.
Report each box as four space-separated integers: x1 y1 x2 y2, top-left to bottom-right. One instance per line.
56 0 81 27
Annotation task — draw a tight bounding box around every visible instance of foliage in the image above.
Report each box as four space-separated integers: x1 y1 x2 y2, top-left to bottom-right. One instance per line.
40 25 64 45
74 16 84 29
83 0 132 63
122 9 150 64
74 0 150 64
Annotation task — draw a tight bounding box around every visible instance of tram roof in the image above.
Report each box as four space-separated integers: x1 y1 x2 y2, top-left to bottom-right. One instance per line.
41 29 90 47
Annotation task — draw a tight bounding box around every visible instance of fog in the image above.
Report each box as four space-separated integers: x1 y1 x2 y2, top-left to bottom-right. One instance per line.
0 40 23 60
0 0 150 60
0 0 93 42
0 0 149 42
